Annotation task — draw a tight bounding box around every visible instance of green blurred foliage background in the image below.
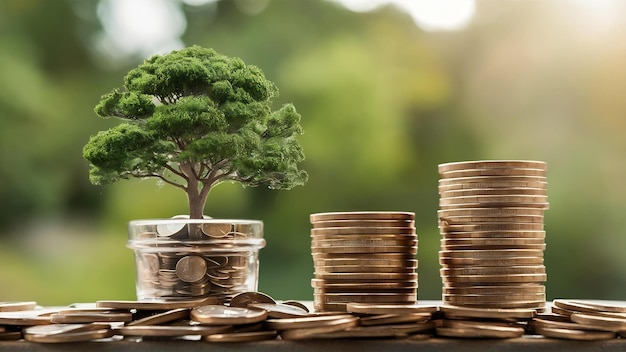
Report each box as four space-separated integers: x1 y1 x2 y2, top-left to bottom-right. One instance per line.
1 0 625 305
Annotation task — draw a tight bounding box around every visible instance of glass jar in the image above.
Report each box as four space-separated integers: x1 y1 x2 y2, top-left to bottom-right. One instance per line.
127 218 265 302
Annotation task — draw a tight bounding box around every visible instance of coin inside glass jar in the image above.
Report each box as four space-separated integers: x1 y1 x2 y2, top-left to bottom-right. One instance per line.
176 256 208 283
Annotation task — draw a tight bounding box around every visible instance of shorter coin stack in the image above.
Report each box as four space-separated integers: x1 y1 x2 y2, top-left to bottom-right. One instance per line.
437 160 548 310
310 212 418 312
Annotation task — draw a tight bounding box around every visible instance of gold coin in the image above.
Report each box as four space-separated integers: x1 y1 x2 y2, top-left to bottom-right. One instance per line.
439 223 544 233
444 301 546 309
311 279 417 290
23 324 114 343
311 238 417 248
0 302 37 312
314 288 418 296
441 231 546 239
311 233 417 240
314 293 416 304
312 219 415 228
443 293 546 303
313 258 417 267
312 252 415 260
265 314 355 330
435 325 524 339
156 221 187 237
553 299 626 314
359 313 431 326
311 245 417 255
440 305 537 320
281 301 310 313
439 215 544 225
550 304 626 319
278 317 360 340
315 265 416 274
311 227 415 235
50 311 133 324
442 285 545 295
440 201 548 212
0 309 59 326
440 190 547 201
96 297 219 310
203 330 278 342
441 265 545 276
438 181 548 192
441 243 546 251
310 212 415 222
440 194 548 203
570 313 626 331
531 314 616 332
126 308 190 326
313 302 349 312
229 292 276 308
115 324 232 337
438 160 547 173
440 238 545 247
247 303 308 318
439 203 549 210
200 222 232 238
313 287 418 295
442 273 547 284
315 272 417 281
440 257 543 266
438 208 545 217
439 249 544 259
533 325 616 340
439 175 547 185
440 168 546 178
346 303 437 315
190 305 267 325
175 255 208 283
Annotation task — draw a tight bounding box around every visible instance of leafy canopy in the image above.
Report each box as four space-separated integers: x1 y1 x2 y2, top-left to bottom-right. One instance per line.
83 46 307 217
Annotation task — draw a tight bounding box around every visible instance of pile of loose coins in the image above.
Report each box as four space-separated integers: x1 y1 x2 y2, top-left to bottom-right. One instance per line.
130 220 264 302
309 212 418 311
437 160 548 310
2 296 626 343
530 299 626 340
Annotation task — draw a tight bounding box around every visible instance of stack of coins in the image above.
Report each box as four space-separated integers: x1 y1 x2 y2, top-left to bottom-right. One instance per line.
437 160 548 310
309 212 418 311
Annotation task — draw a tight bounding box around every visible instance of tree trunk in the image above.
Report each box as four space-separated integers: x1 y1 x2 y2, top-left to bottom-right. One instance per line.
183 162 207 239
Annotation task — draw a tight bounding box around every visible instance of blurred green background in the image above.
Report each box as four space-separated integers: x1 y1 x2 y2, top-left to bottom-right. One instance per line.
1 0 625 305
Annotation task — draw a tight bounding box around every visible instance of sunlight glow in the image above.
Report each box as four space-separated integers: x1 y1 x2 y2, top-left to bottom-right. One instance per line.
330 0 476 32
96 0 187 59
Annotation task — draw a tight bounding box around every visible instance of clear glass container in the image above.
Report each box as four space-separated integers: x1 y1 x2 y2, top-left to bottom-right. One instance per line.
127 218 265 302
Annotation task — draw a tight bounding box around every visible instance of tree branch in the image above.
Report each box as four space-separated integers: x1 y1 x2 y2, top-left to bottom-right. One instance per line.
164 163 186 179
134 172 187 191
204 159 230 183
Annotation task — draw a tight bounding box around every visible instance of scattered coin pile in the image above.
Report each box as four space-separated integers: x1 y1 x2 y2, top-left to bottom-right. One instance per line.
437 160 549 310
529 299 626 340
2 297 626 342
0 295 440 343
309 212 418 311
128 219 265 302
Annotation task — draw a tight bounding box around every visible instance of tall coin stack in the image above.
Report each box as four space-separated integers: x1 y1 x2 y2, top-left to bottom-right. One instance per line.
437 160 548 310
310 212 418 312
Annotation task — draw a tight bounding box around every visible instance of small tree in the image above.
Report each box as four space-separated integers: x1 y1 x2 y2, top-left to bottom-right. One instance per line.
83 46 308 222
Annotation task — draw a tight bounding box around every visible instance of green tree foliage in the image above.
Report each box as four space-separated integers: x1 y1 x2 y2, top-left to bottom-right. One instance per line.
83 46 307 220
